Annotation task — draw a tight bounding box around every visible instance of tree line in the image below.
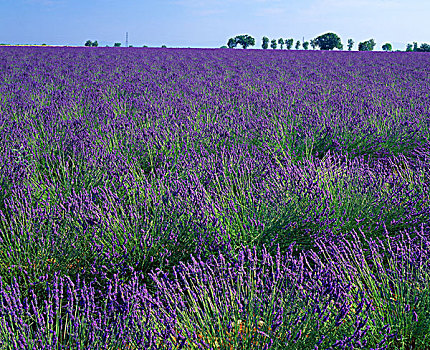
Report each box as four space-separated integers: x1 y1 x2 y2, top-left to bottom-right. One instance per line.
81 33 430 52
224 33 430 52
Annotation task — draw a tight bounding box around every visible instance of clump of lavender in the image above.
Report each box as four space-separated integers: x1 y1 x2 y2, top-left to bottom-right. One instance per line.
311 224 430 349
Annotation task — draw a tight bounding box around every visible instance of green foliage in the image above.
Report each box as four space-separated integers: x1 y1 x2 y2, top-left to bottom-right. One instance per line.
285 38 294 50
347 39 354 51
382 43 392 52
220 45 228 49
84 40 92 47
295 40 301 50
416 43 430 52
406 42 430 52
277 38 284 49
358 39 376 51
310 39 316 50
233 34 256 49
262 36 269 49
227 38 236 48
270 39 277 50
314 32 343 50
114 42 121 47
91 41 98 47
302 41 309 50
161 45 167 48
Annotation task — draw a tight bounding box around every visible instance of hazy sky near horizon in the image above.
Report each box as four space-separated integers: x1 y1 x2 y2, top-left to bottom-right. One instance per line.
1 0 429 50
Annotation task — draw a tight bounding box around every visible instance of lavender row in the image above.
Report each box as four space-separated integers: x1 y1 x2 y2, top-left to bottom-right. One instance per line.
1 225 429 349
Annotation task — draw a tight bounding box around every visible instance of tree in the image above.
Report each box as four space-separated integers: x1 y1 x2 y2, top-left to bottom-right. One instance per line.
161 45 167 48
417 43 430 52
347 39 354 51
314 32 343 50
262 36 269 49
295 40 300 50
358 39 376 51
270 39 277 49
235 34 255 49
302 41 309 50
85 40 92 47
227 38 237 48
413 42 418 51
92 41 98 47
310 39 317 50
382 43 392 52
114 43 121 47
278 38 284 49
285 38 294 50
220 45 228 49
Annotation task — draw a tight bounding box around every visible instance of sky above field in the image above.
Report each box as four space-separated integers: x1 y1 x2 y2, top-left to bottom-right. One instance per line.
1 0 429 50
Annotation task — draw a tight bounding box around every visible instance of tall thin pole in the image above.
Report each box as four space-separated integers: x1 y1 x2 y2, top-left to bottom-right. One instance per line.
126 32 128 47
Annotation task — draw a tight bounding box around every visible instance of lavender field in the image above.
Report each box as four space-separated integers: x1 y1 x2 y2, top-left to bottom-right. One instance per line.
0 46 430 349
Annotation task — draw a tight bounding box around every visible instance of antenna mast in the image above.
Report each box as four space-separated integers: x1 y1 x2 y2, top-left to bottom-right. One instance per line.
126 32 128 47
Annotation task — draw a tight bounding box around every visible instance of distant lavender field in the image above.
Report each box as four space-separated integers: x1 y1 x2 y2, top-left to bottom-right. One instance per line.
0 47 430 349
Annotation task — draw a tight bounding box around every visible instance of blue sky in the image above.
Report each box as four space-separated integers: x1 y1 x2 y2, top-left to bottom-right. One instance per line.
0 0 429 50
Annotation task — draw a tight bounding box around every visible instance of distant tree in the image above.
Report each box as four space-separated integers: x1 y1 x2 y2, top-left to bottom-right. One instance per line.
91 41 98 47
114 43 121 47
129 45 133 47
262 36 269 49
295 40 301 50
314 33 342 50
421 43 430 52
347 39 354 51
285 38 294 50
42 43 47 46
270 39 277 49
278 38 284 49
382 43 392 52
419 43 430 52
227 38 237 48
414 43 430 52
85 40 92 47
220 45 228 49
143 45 148 48
413 42 418 51
161 45 167 48
235 34 255 49
310 39 317 50
302 41 309 50
358 39 376 51
405 43 413 52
